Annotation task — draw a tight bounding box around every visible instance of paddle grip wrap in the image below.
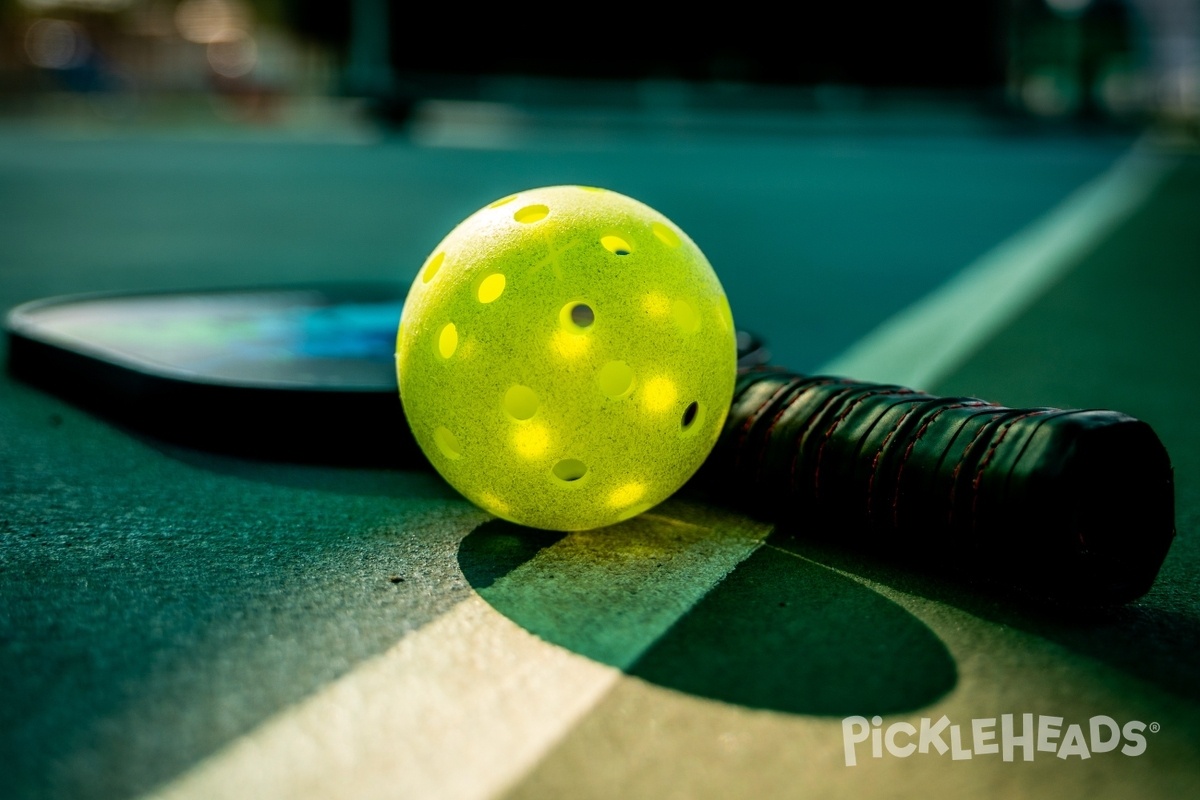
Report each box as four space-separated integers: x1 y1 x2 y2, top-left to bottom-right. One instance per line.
698 367 1176 605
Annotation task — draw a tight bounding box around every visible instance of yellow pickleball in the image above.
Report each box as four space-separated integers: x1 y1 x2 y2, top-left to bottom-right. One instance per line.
396 186 736 531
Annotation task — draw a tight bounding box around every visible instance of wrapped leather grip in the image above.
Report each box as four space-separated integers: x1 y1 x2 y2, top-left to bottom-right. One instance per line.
697 367 1176 605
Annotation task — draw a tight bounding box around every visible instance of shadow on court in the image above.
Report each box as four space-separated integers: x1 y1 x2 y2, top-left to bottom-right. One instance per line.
459 516 957 717
774 531 1200 705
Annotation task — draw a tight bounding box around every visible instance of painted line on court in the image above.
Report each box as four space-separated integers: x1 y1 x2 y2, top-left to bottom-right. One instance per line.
143 506 770 800
820 145 1177 389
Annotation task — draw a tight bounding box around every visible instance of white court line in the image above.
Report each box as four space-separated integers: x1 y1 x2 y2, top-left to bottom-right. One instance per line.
147 596 620 800
143 509 769 800
143 143 1173 800
819 145 1176 388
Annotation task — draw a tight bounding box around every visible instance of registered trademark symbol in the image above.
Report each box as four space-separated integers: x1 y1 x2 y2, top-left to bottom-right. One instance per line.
1149 722 1161 733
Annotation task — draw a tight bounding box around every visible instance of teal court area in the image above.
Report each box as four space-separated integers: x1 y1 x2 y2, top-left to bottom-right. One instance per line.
1 123 1198 799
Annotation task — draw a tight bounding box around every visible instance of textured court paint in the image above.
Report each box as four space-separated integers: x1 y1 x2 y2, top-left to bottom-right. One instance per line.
141 504 770 800
0 398 482 800
821 145 1175 389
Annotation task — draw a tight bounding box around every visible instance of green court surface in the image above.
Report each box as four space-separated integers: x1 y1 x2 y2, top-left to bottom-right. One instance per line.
1 126 1198 799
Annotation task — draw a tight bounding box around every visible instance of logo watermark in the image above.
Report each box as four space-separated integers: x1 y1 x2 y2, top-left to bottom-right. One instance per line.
842 715 1157 766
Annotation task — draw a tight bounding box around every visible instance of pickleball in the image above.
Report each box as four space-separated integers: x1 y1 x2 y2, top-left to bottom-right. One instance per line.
396 185 737 531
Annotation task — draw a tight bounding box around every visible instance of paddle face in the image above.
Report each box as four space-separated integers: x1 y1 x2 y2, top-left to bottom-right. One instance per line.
4 285 769 466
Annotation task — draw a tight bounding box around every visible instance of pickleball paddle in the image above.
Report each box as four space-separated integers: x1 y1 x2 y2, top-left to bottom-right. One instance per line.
6 287 1175 603
4 286 770 466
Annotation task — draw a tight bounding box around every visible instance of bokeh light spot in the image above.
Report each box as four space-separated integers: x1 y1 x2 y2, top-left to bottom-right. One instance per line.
551 329 590 359
609 482 647 509
513 424 550 458
642 376 677 413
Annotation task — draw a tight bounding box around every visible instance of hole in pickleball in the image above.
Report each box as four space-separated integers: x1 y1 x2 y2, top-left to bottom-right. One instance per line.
478 273 506 303
434 426 461 459
489 194 518 208
718 297 734 332
597 361 634 398
577 185 605 193
559 302 595 334
681 401 700 431
552 459 587 483
503 385 539 421
437 323 458 359
671 298 701 334
422 252 445 283
570 303 594 328
601 235 633 256
652 222 681 248
514 204 548 223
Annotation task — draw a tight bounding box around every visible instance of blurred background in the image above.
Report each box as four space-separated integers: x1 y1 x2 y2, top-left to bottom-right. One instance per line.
0 0 1197 139
2 0 1198 375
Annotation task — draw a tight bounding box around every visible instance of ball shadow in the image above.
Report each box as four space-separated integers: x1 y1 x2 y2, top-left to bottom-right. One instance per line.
775 529 1200 704
458 514 957 717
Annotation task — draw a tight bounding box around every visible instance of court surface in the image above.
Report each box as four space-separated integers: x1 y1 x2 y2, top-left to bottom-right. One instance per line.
1 116 1198 799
